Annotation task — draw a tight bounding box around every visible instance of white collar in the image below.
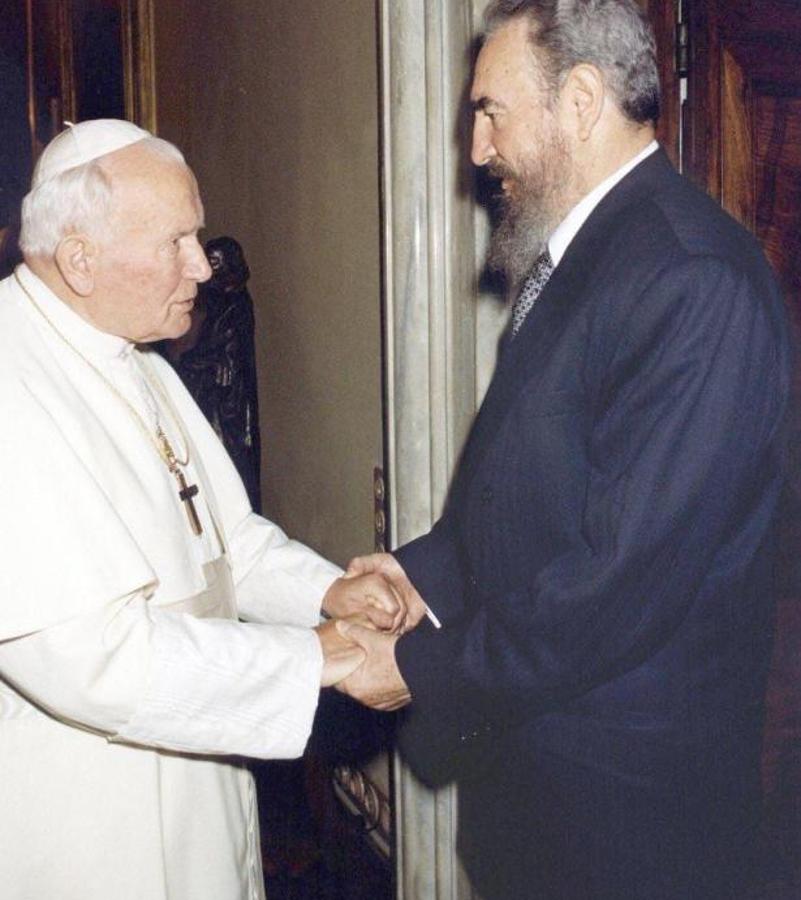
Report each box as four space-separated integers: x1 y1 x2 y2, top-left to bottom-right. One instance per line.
15 264 134 362
548 140 659 267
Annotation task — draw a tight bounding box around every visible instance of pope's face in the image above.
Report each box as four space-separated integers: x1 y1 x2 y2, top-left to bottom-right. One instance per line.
90 148 211 342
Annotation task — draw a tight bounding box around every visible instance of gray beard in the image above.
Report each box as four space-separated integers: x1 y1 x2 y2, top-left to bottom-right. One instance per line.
487 138 573 291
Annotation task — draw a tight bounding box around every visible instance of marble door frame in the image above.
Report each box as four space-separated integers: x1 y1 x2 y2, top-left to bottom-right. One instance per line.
378 2 505 897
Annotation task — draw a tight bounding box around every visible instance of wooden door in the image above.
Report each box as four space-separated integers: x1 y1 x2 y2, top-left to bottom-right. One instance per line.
681 0 801 887
0 0 156 278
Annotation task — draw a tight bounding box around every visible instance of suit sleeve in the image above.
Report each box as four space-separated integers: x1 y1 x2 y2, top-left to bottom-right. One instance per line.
396 256 788 747
394 514 469 626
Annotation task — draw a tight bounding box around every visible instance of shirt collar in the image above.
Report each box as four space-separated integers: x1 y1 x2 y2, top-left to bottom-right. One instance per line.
15 264 134 361
548 140 659 267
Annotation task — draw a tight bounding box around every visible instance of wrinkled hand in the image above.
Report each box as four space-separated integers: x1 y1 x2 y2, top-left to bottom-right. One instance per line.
322 572 405 632
315 619 365 687
333 619 411 711
345 553 428 632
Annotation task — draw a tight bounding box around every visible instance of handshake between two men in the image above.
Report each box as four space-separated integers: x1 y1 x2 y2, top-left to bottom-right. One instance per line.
316 553 427 711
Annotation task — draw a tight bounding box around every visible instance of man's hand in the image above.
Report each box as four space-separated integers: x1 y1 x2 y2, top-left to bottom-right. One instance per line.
333 620 411 711
345 553 428 632
315 619 365 687
322 572 405 632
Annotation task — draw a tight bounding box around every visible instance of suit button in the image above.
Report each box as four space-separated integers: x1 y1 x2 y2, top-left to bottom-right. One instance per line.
459 724 491 743
481 486 493 504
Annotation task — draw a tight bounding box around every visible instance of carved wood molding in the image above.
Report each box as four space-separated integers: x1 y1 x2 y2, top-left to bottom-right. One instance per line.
26 0 156 141
332 764 391 859
122 0 156 131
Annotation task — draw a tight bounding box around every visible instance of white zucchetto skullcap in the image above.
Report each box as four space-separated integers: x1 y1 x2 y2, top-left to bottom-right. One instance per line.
32 119 152 189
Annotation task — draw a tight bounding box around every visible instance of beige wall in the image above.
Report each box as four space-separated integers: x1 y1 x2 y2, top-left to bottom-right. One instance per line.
153 0 383 566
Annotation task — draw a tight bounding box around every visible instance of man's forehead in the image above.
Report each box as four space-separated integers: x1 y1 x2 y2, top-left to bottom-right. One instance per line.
471 19 538 101
104 154 202 229
100 142 183 179
103 148 198 204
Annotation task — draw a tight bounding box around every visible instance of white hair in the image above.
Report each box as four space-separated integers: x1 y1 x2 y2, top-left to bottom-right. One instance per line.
19 137 186 257
484 0 660 124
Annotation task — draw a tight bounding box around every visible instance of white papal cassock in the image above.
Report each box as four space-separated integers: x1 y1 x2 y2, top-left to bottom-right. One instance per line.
0 265 342 900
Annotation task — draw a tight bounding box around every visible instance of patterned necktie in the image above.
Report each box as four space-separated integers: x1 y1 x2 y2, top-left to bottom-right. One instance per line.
511 250 554 337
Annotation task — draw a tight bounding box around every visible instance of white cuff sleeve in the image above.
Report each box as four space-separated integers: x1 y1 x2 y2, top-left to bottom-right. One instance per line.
118 610 322 759
0 594 322 761
229 512 342 626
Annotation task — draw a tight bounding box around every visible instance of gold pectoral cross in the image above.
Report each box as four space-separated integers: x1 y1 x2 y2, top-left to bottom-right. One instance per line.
156 426 203 537
173 469 203 537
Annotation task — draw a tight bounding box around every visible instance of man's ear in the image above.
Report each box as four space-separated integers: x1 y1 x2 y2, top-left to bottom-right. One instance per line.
560 63 605 142
54 234 98 297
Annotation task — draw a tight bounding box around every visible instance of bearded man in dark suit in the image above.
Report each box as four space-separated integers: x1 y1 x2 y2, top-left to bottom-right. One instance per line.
335 2 791 897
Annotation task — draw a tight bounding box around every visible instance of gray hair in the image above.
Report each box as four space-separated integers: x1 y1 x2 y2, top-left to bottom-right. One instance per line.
19 136 185 257
483 0 660 124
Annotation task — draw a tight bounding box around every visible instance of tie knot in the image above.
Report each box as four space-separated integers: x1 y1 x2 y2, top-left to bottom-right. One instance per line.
532 249 554 277
511 250 554 337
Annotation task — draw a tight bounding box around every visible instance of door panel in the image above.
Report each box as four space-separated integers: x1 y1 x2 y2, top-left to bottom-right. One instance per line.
753 94 801 296
685 0 801 882
641 0 680 167
0 0 155 279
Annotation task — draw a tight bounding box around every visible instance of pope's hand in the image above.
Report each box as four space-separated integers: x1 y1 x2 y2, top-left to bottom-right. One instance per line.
315 619 365 687
345 553 428 632
322 572 406 632
333 619 411 711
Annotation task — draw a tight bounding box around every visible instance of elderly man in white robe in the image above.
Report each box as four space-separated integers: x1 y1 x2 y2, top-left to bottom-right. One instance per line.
0 119 407 900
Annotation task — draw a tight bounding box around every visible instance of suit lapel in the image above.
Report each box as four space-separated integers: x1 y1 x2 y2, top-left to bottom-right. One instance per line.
456 149 680 487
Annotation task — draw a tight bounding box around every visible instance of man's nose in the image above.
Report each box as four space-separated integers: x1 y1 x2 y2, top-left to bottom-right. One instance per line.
471 116 495 167
185 239 212 283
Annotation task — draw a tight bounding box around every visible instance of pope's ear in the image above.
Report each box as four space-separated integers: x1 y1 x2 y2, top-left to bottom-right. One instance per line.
54 234 97 296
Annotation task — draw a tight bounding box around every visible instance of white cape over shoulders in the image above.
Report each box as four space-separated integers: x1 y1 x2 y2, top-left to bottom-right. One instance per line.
0 268 340 900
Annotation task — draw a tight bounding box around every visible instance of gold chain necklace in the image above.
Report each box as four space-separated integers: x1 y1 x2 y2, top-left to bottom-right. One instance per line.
14 268 204 536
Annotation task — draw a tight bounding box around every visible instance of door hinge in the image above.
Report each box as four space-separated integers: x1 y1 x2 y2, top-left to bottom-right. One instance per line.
373 466 387 552
676 20 689 78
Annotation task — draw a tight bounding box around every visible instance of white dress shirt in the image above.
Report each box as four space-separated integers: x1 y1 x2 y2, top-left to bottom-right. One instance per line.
548 140 659 266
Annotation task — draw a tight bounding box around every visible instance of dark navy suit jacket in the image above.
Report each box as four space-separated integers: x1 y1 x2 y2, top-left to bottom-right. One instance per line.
393 149 791 899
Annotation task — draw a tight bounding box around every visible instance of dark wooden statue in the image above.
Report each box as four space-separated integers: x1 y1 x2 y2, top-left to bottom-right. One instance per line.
159 236 262 513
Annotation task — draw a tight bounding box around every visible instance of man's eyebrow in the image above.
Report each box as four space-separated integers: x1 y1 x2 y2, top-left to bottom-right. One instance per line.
471 96 501 113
